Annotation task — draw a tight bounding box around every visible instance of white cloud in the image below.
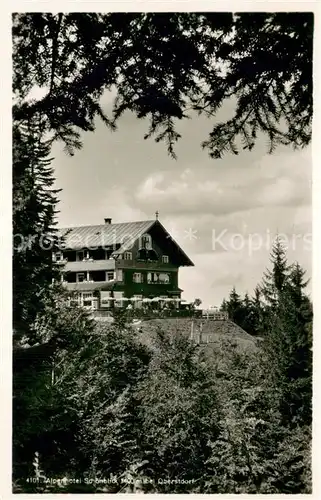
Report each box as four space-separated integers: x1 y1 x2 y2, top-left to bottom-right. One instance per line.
134 149 311 219
258 177 297 205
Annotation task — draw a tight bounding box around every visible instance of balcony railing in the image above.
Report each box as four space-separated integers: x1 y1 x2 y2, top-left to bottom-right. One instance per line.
62 260 116 272
117 259 177 270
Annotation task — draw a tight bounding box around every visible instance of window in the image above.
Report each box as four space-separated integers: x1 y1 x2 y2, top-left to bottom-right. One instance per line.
77 273 86 283
141 233 152 249
137 248 147 261
54 251 63 262
80 293 94 308
124 251 132 260
114 291 124 308
148 249 158 261
69 293 80 306
147 272 161 284
76 251 84 262
162 255 169 264
101 291 111 308
106 271 115 282
105 249 114 260
133 272 143 283
137 249 158 261
159 273 170 284
117 269 123 281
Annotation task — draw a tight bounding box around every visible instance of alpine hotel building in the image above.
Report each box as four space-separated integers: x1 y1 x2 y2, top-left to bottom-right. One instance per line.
54 217 194 310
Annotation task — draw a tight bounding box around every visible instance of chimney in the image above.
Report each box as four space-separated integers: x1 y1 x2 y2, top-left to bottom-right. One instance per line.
104 218 112 224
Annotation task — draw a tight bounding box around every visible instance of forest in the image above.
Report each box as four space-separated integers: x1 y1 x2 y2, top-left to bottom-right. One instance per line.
13 238 313 493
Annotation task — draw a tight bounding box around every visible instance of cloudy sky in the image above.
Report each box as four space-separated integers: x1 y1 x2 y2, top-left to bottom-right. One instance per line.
52 91 312 307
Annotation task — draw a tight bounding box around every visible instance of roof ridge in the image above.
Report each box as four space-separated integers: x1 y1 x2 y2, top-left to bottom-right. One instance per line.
59 219 155 230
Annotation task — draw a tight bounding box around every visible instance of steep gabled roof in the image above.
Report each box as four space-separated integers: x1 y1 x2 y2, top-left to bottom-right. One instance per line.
58 220 155 251
58 219 194 266
152 220 194 267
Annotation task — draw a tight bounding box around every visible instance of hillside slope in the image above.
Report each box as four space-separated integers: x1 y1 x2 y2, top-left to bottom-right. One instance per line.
134 317 259 352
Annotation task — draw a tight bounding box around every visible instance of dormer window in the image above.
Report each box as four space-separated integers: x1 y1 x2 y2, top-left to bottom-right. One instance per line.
162 255 169 264
137 233 158 261
124 251 132 260
140 233 152 250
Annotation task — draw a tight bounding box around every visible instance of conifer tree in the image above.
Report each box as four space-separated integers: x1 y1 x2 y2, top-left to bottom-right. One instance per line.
240 292 257 335
13 122 61 343
225 287 245 326
287 261 313 361
264 287 312 426
288 262 311 311
251 286 265 336
220 298 228 313
261 236 290 309
262 256 312 427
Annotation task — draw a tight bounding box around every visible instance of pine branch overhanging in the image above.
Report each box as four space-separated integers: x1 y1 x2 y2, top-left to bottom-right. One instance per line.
13 12 313 159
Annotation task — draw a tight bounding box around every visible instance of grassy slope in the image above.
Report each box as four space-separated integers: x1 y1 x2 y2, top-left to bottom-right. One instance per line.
134 317 259 353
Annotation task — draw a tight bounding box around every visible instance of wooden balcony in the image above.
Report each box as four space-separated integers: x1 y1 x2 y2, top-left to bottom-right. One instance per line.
117 259 178 271
62 259 116 273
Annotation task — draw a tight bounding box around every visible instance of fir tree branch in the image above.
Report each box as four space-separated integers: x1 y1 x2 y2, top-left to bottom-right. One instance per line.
49 13 64 96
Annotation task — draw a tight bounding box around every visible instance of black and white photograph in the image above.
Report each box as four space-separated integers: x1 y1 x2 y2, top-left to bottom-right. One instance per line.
10 7 314 494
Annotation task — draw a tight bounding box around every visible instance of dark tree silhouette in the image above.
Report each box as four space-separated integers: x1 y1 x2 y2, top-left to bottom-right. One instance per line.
13 123 61 341
13 12 313 159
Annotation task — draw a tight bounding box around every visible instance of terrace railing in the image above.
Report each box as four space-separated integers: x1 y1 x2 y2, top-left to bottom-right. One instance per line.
91 308 229 321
